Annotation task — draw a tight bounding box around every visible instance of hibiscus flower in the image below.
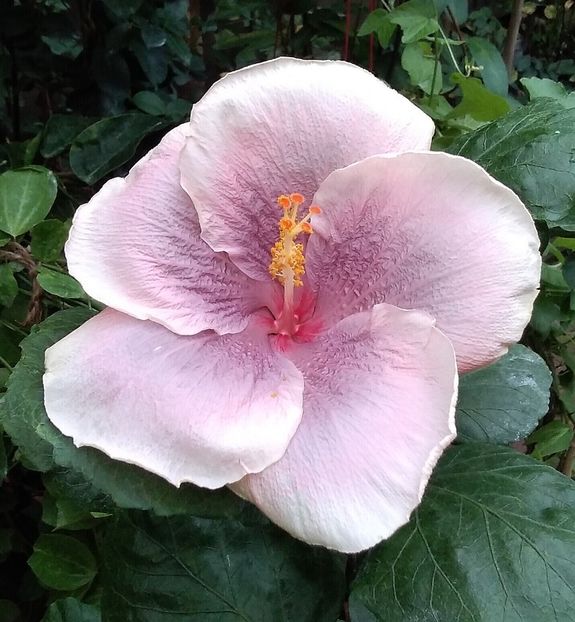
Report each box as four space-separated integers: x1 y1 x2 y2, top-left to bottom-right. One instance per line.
43 58 540 552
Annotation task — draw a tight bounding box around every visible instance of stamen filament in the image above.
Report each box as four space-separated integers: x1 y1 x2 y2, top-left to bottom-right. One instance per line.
269 193 321 334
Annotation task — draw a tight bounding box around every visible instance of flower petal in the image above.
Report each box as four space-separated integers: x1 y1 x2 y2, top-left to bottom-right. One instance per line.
66 124 272 336
232 303 457 553
306 152 541 372
44 310 304 488
180 57 434 280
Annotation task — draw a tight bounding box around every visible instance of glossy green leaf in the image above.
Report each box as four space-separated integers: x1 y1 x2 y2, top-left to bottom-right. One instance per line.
132 91 166 116
101 510 346 622
31 220 69 262
42 598 100 622
0 309 244 516
141 24 167 48
528 420 573 459
0 264 18 308
37 268 84 299
41 115 96 159
449 99 575 229
28 534 97 591
389 0 439 44
456 345 551 444
449 74 510 121
0 167 58 237
402 41 442 95
69 114 167 184
467 36 508 95
350 444 575 622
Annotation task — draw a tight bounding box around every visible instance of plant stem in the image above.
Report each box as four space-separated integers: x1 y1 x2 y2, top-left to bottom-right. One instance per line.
503 0 524 77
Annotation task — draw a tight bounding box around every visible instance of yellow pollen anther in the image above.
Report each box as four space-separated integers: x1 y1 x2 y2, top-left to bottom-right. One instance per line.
269 193 320 290
279 217 294 230
277 195 291 209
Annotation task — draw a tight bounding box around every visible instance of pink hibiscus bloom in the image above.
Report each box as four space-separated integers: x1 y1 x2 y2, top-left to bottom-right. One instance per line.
43 58 540 552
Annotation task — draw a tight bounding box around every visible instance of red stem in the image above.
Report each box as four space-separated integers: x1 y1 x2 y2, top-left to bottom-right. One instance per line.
368 0 375 71
343 0 352 60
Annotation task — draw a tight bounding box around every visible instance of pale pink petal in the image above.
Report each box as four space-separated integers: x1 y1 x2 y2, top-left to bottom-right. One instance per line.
232 303 457 553
43 310 304 488
306 152 541 372
180 57 434 280
66 124 273 336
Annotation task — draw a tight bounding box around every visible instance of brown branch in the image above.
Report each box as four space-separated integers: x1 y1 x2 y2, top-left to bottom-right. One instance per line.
503 0 524 77
0 241 43 327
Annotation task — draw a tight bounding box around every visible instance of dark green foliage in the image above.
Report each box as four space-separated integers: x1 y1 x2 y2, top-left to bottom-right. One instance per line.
350 445 575 622
101 510 346 621
456 345 551 444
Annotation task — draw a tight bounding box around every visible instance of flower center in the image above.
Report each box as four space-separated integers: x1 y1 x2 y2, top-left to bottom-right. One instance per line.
269 192 321 336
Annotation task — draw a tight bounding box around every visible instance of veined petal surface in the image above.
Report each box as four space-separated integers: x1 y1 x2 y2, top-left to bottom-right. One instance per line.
306 152 541 372
43 310 304 488
232 303 457 553
66 124 271 336
180 57 434 280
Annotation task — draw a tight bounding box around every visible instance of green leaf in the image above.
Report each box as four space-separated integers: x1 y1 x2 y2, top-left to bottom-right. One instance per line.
0 167 58 237
69 114 168 184
388 0 439 44
0 234 10 246
530 295 562 338
42 484 105 531
358 9 396 48
141 24 167 48
0 308 244 516
101 510 346 622
350 444 575 622
132 91 166 116
467 36 508 96
563 256 575 288
520 77 575 104
401 41 442 95
42 598 101 622
456 345 551 444
542 262 570 291
0 134 42 168
0 264 18 307
41 115 96 159
37 268 84 299
449 99 575 229
31 220 69 262
28 534 97 591
449 74 510 121
528 420 573 459
41 33 83 59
